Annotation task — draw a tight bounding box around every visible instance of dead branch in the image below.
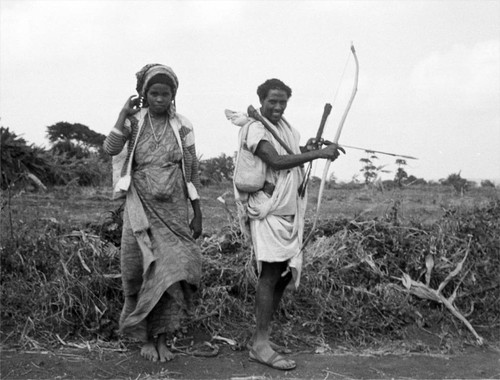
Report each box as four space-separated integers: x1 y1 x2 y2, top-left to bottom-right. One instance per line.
394 237 484 345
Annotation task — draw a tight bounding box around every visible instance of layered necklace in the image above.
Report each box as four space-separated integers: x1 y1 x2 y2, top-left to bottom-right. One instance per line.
148 111 169 150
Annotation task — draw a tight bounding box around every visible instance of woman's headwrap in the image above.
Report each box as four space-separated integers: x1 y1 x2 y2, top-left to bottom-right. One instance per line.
135 63 179 99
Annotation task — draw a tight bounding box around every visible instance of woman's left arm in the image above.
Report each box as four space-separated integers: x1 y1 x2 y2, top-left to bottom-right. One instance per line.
189 198 202 239
180 118 202 238
187 142 202 239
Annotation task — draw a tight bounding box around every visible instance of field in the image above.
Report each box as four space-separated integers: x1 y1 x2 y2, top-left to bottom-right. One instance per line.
1 182 499 379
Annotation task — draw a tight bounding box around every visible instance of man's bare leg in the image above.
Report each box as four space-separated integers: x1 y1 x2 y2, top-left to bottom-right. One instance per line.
249 270 292 353
157 333 175 362
249 336 292 354
251 262 295 369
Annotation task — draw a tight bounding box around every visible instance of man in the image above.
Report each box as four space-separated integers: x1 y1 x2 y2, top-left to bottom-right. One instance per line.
229 78 343 370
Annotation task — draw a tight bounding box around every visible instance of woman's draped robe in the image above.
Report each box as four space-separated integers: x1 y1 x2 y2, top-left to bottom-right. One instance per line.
104 110 202 341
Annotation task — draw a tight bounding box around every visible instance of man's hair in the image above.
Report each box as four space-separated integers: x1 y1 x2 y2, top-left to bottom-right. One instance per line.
257 78 292 101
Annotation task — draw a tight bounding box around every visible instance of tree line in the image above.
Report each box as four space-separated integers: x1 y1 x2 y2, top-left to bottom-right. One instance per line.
0 122 236 191
0 122 495 192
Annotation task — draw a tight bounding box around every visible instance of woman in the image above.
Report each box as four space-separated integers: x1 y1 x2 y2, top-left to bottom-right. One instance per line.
103 64 202 362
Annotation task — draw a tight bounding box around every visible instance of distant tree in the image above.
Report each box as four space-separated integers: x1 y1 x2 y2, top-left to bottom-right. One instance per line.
326 172 337 188
360 157 377 184
199 153 234 185
46 122 107 159
427 180 441 187
382 179 395 190
359 152 389 185
440 171 468 194
1 124 111 189
394 159 408 188
328 172 337 184
406 175 427 186
310 175 321 185
468 181 478 189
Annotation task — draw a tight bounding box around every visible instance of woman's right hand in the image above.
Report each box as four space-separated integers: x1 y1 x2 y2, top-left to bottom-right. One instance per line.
121 95 142 116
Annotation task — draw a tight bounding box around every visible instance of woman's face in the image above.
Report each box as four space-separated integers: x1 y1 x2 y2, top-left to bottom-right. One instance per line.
146 83 173 115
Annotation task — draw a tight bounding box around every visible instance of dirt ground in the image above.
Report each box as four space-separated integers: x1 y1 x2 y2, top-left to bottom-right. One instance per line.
1 328 499 380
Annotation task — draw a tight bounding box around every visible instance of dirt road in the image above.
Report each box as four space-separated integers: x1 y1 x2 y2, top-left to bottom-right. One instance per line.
2 341 499 379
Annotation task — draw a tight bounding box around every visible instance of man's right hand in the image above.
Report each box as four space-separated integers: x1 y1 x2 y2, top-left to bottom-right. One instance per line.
319 143 345 161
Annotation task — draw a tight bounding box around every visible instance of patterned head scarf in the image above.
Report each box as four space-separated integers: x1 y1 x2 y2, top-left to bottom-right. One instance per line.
135 63 179 99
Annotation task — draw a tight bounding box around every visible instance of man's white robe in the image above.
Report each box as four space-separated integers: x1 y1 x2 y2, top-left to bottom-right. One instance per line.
228 110 307 288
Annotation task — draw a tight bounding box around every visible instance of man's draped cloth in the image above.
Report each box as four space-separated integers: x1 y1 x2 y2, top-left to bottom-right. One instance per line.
227 110 307 289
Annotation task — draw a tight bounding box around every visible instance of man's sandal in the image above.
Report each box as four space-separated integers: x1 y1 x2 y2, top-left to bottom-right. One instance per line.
246 342 292 354
249 348 296 371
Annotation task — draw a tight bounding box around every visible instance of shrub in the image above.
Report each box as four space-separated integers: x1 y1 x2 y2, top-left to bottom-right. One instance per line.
441 172 468 193
0 127 51 189
199 153 234 184
1 127 111 189
481 179 496 188
0 221 122 344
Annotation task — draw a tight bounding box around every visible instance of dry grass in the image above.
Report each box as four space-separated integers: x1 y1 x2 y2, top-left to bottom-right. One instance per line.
1 183 499 351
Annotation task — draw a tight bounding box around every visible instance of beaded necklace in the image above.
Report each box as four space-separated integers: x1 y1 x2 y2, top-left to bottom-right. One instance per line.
148 111 168 144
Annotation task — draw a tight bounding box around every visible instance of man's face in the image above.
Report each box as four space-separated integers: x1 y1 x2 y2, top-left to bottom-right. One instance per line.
260 89 289 125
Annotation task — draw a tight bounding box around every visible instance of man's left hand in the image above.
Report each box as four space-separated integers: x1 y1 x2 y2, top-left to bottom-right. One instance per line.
305 137 323 151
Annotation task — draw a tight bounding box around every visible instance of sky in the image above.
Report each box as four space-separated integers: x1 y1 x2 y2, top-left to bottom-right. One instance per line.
1 0 499 184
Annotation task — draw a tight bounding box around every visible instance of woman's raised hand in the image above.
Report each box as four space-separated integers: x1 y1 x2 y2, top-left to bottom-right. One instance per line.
121 95 142 116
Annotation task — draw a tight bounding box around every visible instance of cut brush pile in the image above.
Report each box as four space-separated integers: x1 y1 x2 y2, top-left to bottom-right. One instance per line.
195 200 499 347
1 198 498 349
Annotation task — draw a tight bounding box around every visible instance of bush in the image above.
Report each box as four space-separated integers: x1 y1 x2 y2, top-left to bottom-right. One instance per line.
1 223 122 343
199 153 235 184
441 172 468 193
481 179 496 188
0 127 51 189
195 200 500 346
1 127 111 190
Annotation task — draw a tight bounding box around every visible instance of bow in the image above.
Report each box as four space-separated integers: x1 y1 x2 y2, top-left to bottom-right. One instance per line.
302 44 359 249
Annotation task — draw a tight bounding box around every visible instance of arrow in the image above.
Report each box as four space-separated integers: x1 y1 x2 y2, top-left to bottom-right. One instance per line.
327 142 418 160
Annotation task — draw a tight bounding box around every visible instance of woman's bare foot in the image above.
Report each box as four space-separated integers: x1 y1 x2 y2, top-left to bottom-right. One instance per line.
140 341 159 362
157 334 175 362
